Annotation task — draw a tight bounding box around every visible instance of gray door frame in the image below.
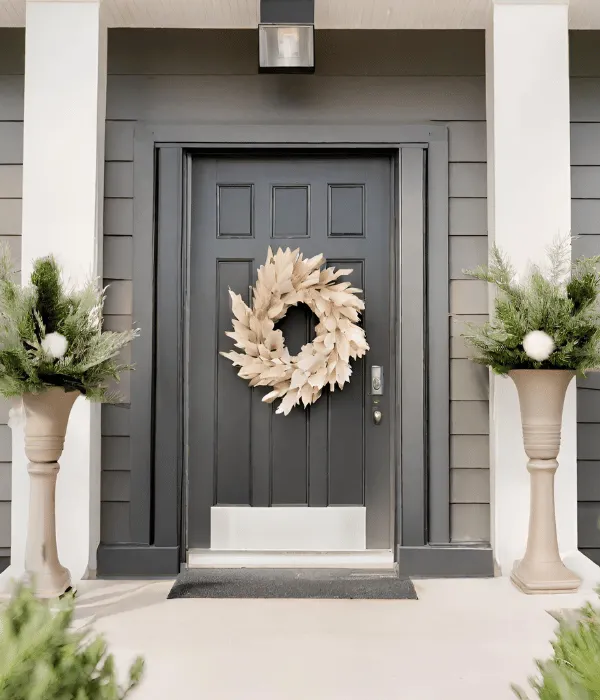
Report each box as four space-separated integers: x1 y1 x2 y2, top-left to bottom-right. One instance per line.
97 122 493 578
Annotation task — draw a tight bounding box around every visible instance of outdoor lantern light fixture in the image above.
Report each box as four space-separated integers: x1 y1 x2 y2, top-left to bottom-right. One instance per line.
259 0 315 73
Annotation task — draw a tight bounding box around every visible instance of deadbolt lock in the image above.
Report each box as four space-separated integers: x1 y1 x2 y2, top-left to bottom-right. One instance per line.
371 366 384 396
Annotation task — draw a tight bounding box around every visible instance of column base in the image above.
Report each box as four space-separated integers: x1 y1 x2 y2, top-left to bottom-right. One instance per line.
511 558 581 594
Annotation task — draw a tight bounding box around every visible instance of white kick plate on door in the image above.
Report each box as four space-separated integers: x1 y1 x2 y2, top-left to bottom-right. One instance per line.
210 506 367 551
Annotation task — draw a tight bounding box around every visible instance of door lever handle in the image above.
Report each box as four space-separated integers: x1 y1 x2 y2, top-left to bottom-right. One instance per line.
373 409 383 426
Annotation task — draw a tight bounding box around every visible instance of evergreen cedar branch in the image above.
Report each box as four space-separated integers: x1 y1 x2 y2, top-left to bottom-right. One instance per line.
461 239 600 375
513 589 600 699
0 584 144 699
0 247 139 400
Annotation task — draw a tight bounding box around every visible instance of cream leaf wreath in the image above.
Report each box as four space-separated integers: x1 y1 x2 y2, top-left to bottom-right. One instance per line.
221 247 369 415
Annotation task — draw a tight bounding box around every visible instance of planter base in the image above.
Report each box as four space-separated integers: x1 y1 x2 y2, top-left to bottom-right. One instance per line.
22 389 79 599
511 559 581 594
26 563 71 600
25 462 72 599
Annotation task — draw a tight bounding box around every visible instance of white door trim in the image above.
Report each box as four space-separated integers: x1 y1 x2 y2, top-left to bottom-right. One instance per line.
210 506 367 552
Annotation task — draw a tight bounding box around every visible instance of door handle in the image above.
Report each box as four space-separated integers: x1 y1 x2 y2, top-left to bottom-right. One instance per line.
373 409 383 426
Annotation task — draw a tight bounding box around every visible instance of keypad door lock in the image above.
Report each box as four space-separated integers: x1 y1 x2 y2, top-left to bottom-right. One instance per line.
371 366 384 396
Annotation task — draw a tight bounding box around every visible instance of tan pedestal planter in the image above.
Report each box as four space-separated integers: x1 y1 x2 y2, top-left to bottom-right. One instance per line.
22 387 79 598
509 369 581 594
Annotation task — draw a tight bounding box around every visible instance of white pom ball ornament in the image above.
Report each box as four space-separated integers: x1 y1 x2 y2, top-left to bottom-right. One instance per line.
41 332 68 360
523 330 555 362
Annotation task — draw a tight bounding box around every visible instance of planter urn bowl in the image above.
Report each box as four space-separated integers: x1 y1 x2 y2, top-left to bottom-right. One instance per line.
22 387 79 598
509 369 580 594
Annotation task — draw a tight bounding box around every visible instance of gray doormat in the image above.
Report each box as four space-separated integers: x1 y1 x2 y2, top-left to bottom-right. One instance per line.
167 568 417 600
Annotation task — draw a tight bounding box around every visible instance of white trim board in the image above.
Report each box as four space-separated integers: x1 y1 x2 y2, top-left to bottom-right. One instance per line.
187 549 394 570
210 506 366 551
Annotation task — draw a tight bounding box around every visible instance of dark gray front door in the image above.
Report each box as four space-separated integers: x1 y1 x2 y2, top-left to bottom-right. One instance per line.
188 152 394 550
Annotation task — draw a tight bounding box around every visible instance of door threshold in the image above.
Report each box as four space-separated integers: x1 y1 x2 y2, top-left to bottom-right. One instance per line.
187 550 395 570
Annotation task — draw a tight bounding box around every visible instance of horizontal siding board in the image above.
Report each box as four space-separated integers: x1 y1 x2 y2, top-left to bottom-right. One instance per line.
451 359 488 401
449 163 487 198
449 235 487 280
0 462 11 500
578 462 600 502
101 471 131 502
578 390 600 422
104 162 134 198
0 77 24 120
579 373 600 391
0 426 11 462
450 281 488 314
450 468 490 504
448 121 486 163
451 435 489 469
0 165 22 198
0 502 9 548
0 234 20 267
103 315 133 333
0 399 11 424
102 436 130 471
106 75 487 122
578 502 600 548
449 198 487 236
571 80 600 123
572 166 600 199
578 423 600 461
450 314 488 337
104 198 133 236
571 123 600 165
104 280 132 315
107 346 131 403
0 29 25 74
108 29 485 77
103 236 133 280
105 121 135 161
451 401 489 435
0 199 21 235
0 122 23 164
571 34 600 78
100 502 131 544
450 334 475 359
573 235 600 259
450 503 490 543
572 200 600 234
102 405 130 437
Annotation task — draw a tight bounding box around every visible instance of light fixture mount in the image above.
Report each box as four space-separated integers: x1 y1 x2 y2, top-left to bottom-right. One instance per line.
259 0 315 74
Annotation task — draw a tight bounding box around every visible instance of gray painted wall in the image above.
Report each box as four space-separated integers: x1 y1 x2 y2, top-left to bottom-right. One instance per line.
5 28 596 567
572 42 600 565
0 34 21 570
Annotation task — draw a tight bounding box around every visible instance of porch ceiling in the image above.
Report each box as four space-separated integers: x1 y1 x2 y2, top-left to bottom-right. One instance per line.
1 0 600 29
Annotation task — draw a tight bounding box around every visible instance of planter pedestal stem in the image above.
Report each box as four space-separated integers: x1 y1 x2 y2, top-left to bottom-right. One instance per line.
22 388 79 599
509 370 580 594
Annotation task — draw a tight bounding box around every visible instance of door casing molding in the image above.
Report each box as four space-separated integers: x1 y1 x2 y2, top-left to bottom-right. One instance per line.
96 122 487 577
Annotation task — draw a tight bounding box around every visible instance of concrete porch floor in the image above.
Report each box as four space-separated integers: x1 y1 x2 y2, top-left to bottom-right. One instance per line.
63 576 600 699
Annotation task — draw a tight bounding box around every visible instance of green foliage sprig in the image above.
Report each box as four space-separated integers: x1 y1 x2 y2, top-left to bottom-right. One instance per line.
462 238 600 375
0 584 144 700
0 247 139 400
513 589 600 699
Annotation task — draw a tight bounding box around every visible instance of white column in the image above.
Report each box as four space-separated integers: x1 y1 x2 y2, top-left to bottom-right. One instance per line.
487 0 599 584
2 0 106 589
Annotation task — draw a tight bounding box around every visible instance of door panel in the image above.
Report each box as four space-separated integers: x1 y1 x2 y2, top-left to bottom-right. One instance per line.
188 153 393 549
